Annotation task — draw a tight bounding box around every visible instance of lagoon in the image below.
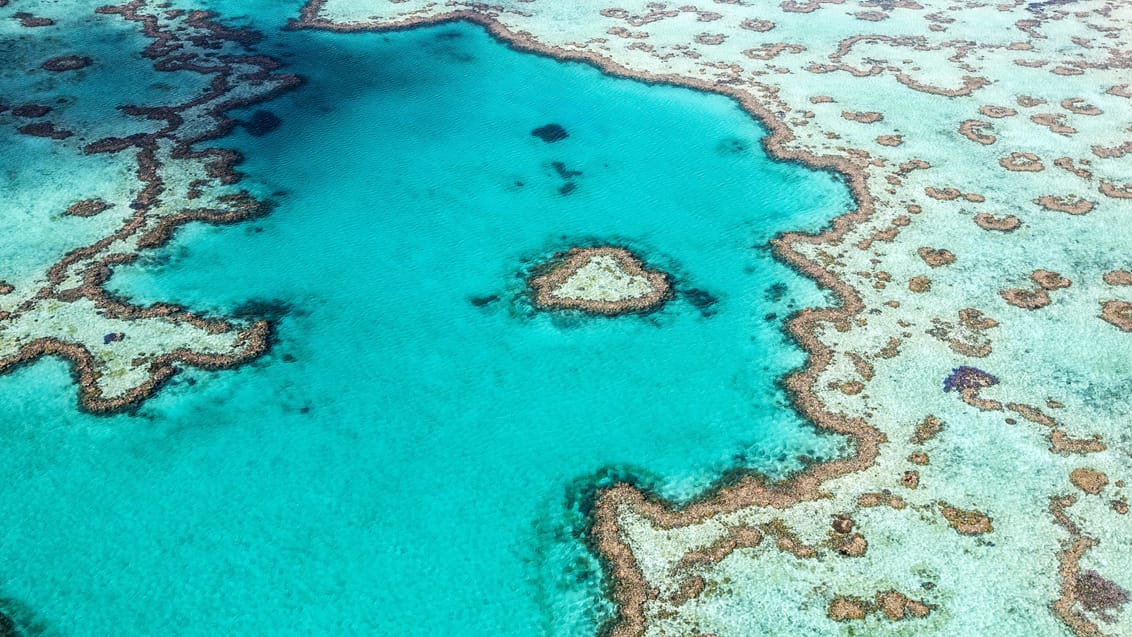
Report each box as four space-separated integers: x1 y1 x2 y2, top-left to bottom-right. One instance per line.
0 17 851 636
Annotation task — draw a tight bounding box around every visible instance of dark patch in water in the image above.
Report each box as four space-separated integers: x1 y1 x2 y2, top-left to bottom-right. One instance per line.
1076 570 1129 622
0 608 15 637
943 366 999 392
0 595 48 637
1027 0 1081 12
11 104 51 118
470 294 499 307
532 123 569 143
422 38 475 64
684 288 719 317
716 137 749 155
764 282 788 303
435 30 463 40
281 353 296 363
764 312 777 321
550 161 582 179
558 182 577 196
231 298 295 322
242 110 282 137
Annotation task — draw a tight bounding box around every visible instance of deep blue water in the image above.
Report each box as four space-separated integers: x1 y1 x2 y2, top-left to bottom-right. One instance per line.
0 8 852 635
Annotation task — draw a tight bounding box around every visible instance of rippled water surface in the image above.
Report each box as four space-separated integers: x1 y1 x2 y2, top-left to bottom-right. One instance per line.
0 9 852 635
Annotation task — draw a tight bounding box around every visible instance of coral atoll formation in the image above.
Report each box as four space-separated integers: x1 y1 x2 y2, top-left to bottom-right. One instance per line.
529 246 671 315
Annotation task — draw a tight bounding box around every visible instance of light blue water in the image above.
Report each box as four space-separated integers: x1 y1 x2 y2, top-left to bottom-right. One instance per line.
0 9 853 636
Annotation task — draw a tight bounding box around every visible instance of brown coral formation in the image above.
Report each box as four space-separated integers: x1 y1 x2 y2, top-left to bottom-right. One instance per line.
17 122 73 139
1031 113 1076 136
739 18 775 31
1050 430 1107 456
761 519 818 559
1031 270 1070 290
64 199 113 217
1069 468 1108 495
1100 300 1132 332
912 415 942 443
1075 570 1129 623
1099 181 1132 199
1035 195 1094 215
917 247 955 267
831 516 854 534
876 590 931 620
924 186 961 201
14 12 55 27
828 596 868 621
693 32 726 45
858 492 906 509
1060 98 1101 116
828 591 931 622
11 104 52 118
1054 157 1092 179
939 502 993 535
672 526 764 571
529 246 671 315
841 110 883 123
959 119 995 144
908 275 931 292
999 151 1044 172
900 470 919 489
974 212 1020 232
1000 287 1051 309
1102 270 1132 286
834 533 868 556
41 55 94 71
979 105 1017 118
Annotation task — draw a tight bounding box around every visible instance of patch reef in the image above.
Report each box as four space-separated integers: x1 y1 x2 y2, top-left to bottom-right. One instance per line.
530 246 671 315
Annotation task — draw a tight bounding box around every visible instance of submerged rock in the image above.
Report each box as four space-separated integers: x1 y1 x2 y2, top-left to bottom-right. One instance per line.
684 288 719 316
0 610 16 637
243 110 282 137
41 55 93 72
531 123 568 142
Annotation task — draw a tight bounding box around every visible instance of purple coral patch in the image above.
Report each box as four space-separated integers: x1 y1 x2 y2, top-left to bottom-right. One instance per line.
944 366 999 392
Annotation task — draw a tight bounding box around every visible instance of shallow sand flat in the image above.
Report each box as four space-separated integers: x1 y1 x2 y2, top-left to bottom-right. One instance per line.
291 1 1132 635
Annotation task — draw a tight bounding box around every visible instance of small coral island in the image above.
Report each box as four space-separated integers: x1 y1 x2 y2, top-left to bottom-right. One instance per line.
529 246 671 315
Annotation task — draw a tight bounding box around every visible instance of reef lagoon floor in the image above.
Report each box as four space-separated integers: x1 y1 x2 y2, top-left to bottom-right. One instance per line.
2 0 1132 636
0 4 851 635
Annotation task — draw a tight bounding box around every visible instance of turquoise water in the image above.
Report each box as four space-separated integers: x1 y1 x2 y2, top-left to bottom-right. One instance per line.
0 8 853 636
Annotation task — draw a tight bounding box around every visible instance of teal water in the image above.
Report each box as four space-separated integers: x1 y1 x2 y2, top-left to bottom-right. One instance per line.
0 9 853 636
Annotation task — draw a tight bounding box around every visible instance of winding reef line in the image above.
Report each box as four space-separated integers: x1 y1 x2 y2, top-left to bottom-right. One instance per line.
0 1 300 412
288 5 883 637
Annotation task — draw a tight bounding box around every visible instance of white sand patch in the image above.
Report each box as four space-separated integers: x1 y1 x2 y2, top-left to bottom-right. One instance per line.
550 255 655 302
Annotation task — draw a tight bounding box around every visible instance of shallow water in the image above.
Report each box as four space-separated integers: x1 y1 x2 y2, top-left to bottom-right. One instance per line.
0 10 852 636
